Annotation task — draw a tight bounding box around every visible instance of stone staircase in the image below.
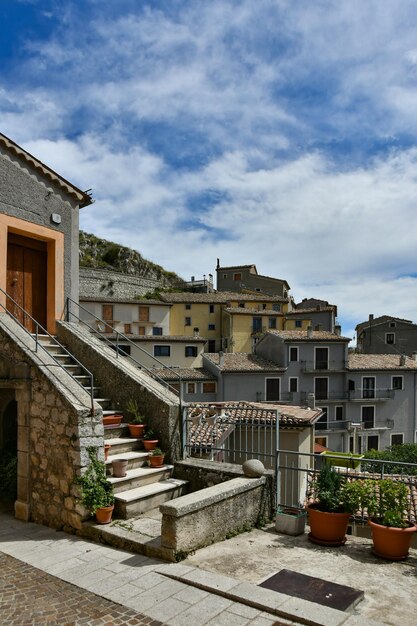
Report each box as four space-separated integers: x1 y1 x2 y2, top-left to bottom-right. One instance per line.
34 334 188 521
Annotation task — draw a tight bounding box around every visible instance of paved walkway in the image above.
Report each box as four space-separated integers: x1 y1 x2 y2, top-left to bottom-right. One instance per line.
0 511 380 626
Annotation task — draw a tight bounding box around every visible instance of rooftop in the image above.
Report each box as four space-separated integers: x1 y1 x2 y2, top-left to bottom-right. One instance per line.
204 352 284 372
348 353 417 370
266 330 351 342
154 367 216 381
80 296 172 306
160 291 288 304
356 315 415 332
224 307 283 315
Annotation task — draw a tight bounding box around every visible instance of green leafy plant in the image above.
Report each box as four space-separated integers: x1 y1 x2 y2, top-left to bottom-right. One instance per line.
126 399 144 424
143 429 157 440
314 464 346 513
74 448 114 515
362 444 417 475
152 447 164 456
364 478 409 528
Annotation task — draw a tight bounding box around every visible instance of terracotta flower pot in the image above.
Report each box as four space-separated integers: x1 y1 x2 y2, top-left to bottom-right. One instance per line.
143 439 159 451
104 444 111 460
308 505 351 546
95 505 114 524
149 454 165 468
128 423 146 438
103 414 123 427
368 519 417 560
112 459 128 478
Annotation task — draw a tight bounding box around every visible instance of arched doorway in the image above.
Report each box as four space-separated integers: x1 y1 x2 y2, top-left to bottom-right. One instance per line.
0 398 18 504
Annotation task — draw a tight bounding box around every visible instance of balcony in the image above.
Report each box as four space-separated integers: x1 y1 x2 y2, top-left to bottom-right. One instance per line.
348 388 394 401
300 360 347 372
315 419 394 433
301 391 349 403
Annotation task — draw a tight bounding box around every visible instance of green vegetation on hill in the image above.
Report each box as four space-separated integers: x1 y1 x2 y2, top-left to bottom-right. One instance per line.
79 231 185 287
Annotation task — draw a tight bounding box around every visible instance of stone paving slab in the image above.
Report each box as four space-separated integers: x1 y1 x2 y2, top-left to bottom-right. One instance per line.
0 553 163 626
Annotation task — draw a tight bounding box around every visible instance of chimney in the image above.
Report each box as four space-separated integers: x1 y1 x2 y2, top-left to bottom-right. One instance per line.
216 258 220 269
335 325 341 336
400 354 406 366
191 276 195 282
219 351 225 367
307 326 313 338
193 327 199 337
369 314 374 322
307 393 315 409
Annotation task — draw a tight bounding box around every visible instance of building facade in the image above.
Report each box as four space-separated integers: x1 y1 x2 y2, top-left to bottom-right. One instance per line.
356 315 417 357
215 262 290 297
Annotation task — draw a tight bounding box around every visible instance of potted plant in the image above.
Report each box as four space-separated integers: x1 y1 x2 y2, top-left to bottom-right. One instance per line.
149 447 165 468
126 399 146 438
275 506 307 536
74 448 115 524
103 413 123 427
143 429 159 451
308 464 360 546
364 478 417 560
111 458 128 478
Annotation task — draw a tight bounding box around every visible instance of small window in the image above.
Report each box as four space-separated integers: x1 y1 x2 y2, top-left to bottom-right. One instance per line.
238 302 245 308
268 317 277 329
391 433 404 446
289 347 298 362
208 324 216 331
185 317 191 326
124 323 132 334
187 382 196 394
202 382 216 393
386 333 395 344
208 340 216 352
362 406 375 429
185 346 198 357
152 327 163 336
185 304 191 310
289 377 298 393
154 345 171 357
223 273 227 278
390 322 396 328
272 304 280 312
262 304 267 310
335 406 343 421
295 320 302 328
392 376 403 390
233 273 242 281
138 326 146 336
110 344 131 356
367 435 379 451
209 304 214 313
139 306 149 322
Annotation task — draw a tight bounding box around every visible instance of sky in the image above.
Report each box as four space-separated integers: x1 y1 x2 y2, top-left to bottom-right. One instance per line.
2 0 417 342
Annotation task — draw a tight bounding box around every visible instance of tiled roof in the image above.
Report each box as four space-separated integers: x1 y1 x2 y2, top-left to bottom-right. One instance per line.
286 307 334 315
266 330 350 342
216 264 256 271
224 307 283 315
104 334 207 343
80 297 171 305
0 133 92 207
159 291 288 304
187 401 322 450
155 368 216 381
204 352 284 372
356 315 414 332
348 354 417 370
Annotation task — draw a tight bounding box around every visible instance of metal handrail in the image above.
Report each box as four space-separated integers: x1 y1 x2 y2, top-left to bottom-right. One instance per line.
0 287 95 413
66 297 183 404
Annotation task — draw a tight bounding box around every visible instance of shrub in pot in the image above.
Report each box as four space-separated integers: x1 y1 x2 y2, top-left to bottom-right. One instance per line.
74 448 115 524
149 447 165 468
364 478 417 560
308 464 360 546
126 399 145 438
143 429 159 451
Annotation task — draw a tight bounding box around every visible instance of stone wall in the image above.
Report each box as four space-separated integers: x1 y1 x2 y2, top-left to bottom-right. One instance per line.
79 268 168 299
0 315 103 531
57 321 181 461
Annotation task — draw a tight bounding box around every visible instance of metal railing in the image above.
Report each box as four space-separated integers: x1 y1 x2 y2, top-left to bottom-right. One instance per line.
0 288 95 413
66 298 183 404
348 388 394 400
300 360 347 372
301 391 349 402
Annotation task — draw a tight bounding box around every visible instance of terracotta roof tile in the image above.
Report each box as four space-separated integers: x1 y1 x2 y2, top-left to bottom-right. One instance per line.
160 291 288 304
155 367 216 381
224 307 283 315
266 330 350 342
348 354 417 370
204 353 284 372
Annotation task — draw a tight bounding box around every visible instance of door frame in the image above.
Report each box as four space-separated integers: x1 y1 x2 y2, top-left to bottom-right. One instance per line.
0 214 65 333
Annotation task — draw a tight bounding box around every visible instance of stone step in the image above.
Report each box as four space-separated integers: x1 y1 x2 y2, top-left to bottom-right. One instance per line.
103 424 129 438
105 451 149 471
104 436 140 453
114 478 188 518
108 465 174 494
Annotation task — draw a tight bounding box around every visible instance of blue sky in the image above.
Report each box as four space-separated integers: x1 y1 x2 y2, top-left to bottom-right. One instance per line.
2 0 417 341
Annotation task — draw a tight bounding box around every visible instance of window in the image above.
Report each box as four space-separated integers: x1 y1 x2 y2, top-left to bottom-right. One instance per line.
315 347 329 370
386 333 395 344
185 346 198 357
362 376 375 399
391 433 404 446
202 382 216 393
124 323 132 334
185 304 191 310
289 347 298 362
209 304 214 313
138 326 146 336
152 327 163 336
187 382 196 394
268 317 277 329
185 317 191 326
314 377 328 400
208 324 216 331
262 304 267 310
315 436 328 448
272 304 280 312
139 306 149 322
154 345 170 357
266 378 280 401
295 320 302 328
252 317 262 332
392 376 403 390
110 344 131 356
335 406 344 421
315 407 328 431
362 406 375 429
208 340 216 352
389 322 396 328
223 273 227 278
367 435 379 451
238 302 245 308
233 273 242 281
289 377 298 393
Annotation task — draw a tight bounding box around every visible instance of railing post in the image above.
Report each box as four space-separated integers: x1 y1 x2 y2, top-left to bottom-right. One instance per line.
116 333 119 359
35 323 38 353
275 408 280 511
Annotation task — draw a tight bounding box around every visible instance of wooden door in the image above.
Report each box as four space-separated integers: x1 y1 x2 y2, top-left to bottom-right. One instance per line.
102 304 114 332
6 235 47 332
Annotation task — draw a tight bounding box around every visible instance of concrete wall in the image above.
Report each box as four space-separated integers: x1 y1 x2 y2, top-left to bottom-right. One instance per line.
57 321 182 461
79 268 166 300
358 320 417 356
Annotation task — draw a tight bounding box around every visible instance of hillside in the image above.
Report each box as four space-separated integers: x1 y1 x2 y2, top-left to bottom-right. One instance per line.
79 231 184 287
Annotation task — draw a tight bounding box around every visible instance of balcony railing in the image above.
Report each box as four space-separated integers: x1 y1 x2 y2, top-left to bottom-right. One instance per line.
301 391 349 402
300 360 347 372
315 419 394 432
348 388 394 401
